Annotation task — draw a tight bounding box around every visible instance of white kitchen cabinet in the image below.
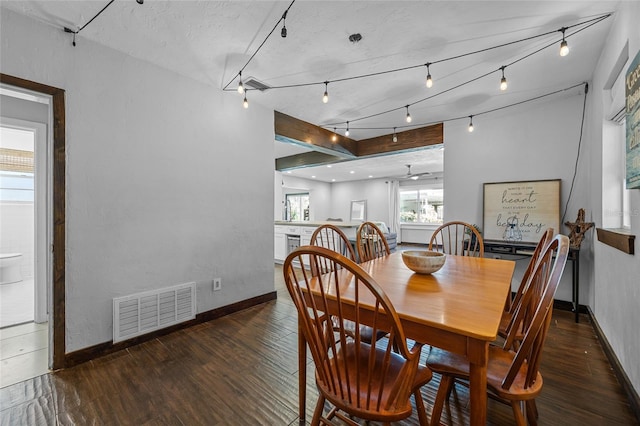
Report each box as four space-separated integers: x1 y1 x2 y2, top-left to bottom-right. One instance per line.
274 233 286 262
300 226 315 246
274 222 360 263
274 225 288 262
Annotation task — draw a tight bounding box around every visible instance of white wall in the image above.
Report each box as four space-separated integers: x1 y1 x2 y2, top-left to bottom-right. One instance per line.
1 9 275 352
588 1 640 397
330 178 390 224
444 94 591 303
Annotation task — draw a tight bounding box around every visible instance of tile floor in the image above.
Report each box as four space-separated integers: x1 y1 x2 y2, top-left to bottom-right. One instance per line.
0 322 49 388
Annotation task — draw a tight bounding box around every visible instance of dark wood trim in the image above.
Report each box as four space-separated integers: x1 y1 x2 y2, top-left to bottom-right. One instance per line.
356 123 443 156
64 291 278 368
596 228 635 254
0 73 66 370
587 306 640 422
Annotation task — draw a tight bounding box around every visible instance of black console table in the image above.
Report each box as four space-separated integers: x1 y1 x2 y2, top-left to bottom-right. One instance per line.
484 242 581 323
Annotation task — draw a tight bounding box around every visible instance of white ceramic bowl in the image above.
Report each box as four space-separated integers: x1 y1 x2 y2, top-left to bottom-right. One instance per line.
401 250 446 274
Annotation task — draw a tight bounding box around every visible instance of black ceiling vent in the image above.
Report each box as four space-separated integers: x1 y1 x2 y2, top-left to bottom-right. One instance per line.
244 77 271 91
348 33 362 43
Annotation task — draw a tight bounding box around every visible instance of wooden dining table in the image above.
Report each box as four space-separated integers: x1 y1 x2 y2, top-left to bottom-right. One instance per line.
296 250 515 425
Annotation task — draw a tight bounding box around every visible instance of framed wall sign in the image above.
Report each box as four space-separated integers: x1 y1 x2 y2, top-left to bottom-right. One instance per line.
350 200 367 222
626 49 640 189
483 179 561 244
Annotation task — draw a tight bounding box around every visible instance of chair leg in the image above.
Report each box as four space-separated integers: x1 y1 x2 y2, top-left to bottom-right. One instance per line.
311 395 326 426
526 399 539 425
414 389 428 426
510 400 527 426
430 374 454 426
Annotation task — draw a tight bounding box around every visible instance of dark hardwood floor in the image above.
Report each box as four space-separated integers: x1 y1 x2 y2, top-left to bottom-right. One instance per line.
1 265 637 425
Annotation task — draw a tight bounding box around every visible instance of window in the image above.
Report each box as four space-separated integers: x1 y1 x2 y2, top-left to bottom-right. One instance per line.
0 126 35 202
602 44 631 229
400 187 443 224
285 193 309 221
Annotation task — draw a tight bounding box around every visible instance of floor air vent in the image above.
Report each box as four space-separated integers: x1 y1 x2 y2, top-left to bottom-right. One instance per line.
113 282 196 343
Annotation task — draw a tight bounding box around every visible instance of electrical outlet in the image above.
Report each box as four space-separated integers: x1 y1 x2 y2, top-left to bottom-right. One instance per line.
213 278 222 291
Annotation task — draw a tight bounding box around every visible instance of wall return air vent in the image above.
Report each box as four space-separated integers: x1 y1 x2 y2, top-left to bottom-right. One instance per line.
113 282 196 343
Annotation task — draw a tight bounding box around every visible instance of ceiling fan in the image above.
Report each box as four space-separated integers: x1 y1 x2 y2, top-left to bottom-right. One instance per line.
401 164 431 180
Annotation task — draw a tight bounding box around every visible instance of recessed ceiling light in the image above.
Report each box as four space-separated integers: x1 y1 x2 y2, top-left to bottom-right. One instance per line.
327 165 332 168
349 171 355 174
331 179 336 182
311 176 316 178
286 171 292 174
369 175 373 178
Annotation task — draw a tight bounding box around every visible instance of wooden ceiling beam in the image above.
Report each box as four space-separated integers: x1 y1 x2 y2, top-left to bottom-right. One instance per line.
274 111 357 158
355 124 443 156
276 151 344 171
274 111 443 168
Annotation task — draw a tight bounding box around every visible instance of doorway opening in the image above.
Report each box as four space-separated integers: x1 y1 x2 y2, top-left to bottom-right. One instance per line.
0 94 51 386
0 73 66 378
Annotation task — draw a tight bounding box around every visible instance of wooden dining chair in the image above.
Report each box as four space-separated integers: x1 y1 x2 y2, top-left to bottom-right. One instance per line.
310 224 387 345
356 221 391 263
426 234 570 426
283 246 432 426
499 228 554 343
310 224 356 270
428 221 484 257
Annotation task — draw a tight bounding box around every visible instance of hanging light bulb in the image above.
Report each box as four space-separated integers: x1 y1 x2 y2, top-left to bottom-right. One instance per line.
468 115 474 133
281 10 288 37
322 82 329 103
405 105 412 123
392 127 398 143
332 127 337 142
345 121 350 137
237 71 244 94
425 63 433 88
559 28 569 57
243 94 248 109
500 66 508 91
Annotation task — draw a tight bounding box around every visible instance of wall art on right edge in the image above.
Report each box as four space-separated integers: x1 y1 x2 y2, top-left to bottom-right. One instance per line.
626 49 640 189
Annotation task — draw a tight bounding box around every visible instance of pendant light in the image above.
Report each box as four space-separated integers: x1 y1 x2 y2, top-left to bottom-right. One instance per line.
500 66 508 91
332 127 337 142
280 10 287 38
243 93 249 109
237 71 244 94
468 115 474 132
392 127 398 143
345 121 350 137
559 28 569 57
405 105 412 123
425 63 433 88
322 82 329 103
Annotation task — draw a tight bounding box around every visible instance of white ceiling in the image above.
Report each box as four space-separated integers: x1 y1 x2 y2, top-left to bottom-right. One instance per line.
2 1 616 182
